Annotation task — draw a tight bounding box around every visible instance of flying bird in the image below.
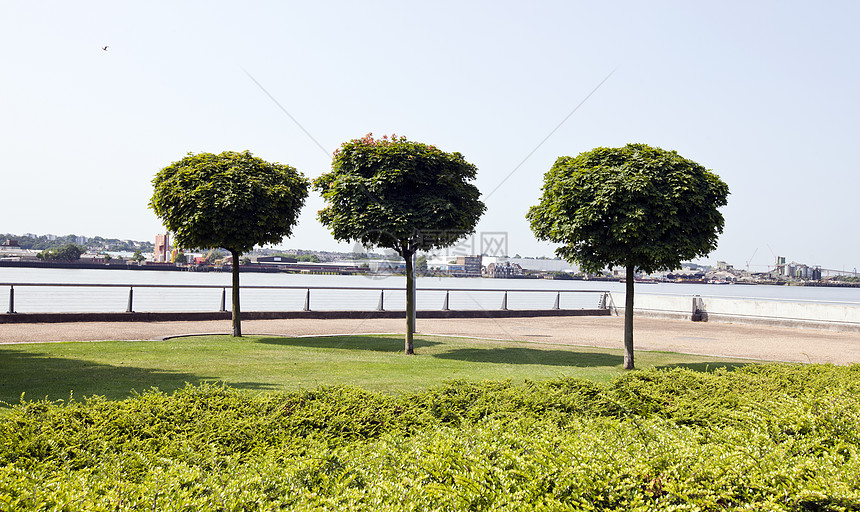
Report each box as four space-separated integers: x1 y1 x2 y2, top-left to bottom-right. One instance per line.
102 46 109 51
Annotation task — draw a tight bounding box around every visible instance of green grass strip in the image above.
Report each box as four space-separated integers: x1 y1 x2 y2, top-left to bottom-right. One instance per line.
0 334 754 407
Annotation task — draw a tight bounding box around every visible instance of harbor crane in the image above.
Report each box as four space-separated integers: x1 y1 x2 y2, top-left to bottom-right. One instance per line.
745 248 758 272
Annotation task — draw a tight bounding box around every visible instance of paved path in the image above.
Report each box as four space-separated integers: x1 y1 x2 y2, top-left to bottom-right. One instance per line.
3 315 860 365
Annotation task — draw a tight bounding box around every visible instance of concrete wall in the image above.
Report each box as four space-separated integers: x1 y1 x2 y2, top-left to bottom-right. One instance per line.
625 293 860 332
629 294 695 318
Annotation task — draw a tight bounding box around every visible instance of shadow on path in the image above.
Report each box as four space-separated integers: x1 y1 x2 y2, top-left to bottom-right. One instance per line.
433 347 624 367
0 348 276 407
256 336 442 352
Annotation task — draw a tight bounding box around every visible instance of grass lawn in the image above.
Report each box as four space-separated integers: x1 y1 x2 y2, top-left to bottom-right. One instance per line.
0 334 756 409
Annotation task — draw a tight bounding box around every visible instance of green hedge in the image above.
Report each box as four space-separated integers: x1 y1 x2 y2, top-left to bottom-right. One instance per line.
1 365 859 510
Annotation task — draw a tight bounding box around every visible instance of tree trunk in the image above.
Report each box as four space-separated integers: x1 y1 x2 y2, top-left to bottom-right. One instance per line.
624 263 634 370
231 249 242 337
404 249 415 355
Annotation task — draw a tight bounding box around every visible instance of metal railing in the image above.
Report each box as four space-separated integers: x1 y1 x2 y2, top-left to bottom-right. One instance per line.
2 282 612 314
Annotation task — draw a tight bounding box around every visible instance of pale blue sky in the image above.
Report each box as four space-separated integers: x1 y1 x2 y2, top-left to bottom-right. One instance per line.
2 1 858 271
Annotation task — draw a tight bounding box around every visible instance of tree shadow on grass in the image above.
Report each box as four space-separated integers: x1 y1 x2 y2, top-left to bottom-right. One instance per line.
0 348 277 408
656 362 754 373
256 336 442 352
433 347 624 367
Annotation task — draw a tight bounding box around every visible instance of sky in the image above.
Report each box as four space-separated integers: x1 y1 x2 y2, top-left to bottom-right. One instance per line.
2 1 859 272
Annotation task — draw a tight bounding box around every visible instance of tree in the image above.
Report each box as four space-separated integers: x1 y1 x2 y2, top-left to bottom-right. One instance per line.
527 144 729 369
150 150 309 336
315 134 485 354
415 255 428 274
132 251 145 264
37 243 85 262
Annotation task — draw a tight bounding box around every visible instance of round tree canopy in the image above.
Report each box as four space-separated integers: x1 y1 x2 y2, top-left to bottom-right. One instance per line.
314 134 485 255
527 144 729 274
149 150 309 254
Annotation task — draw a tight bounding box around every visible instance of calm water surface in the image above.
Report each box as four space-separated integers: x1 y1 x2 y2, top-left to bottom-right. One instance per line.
2 267 859 313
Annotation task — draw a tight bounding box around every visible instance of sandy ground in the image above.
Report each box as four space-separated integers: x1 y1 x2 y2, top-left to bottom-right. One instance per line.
2 315 860 365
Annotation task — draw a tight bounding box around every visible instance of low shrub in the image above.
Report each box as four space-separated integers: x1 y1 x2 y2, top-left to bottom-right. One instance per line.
1 365 859 510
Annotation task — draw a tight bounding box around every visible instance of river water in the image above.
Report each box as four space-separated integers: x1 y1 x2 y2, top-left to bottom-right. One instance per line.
2 267 860 314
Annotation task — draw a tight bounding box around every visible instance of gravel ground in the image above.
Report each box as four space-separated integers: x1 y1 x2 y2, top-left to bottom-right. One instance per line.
2 315 859 365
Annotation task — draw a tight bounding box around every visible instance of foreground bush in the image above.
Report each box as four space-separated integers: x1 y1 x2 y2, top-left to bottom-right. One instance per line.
1 365 859 510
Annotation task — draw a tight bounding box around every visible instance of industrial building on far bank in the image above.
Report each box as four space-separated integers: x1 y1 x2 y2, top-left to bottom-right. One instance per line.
426 255 577 278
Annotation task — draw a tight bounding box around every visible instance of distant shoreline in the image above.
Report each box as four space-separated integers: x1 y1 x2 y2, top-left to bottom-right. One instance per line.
0 260 261 273
2 259 859 288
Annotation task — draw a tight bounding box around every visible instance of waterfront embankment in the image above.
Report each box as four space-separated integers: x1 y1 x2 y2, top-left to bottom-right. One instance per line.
4 267 860 332
627 293 860 332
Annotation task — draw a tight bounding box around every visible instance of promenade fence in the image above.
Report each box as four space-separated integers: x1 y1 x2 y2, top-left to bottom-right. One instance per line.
4 283 860 332
0 283 612 323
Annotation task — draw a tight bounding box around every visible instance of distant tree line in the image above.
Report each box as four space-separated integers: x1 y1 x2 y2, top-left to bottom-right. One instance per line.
2 233 154 253
833 275 860 283
294 254 321 263
36 244 86 262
